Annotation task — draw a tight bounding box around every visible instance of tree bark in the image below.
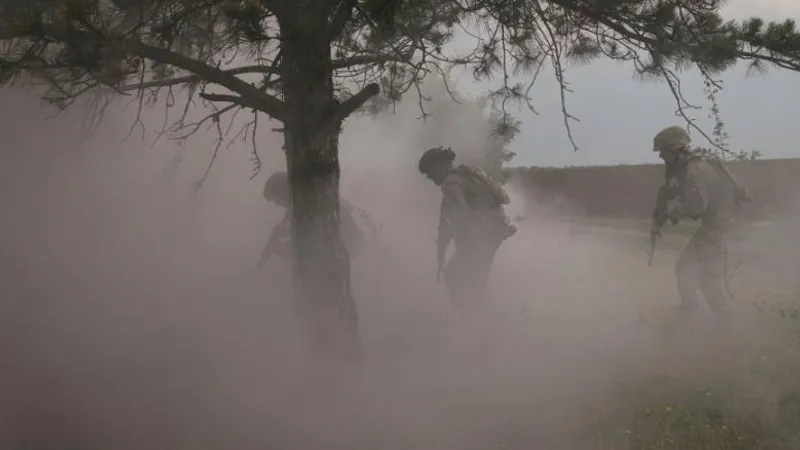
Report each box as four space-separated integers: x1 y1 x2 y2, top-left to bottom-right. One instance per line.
279 2 362 363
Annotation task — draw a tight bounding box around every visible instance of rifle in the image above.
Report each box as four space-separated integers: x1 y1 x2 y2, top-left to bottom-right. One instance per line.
648 180 679 266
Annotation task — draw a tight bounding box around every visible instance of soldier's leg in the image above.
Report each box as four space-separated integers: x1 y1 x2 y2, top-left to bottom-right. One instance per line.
445 243 492 310
471 237 502 295
675 232 704 314
443 250 470 309
698 234 732 316
460 232 506 309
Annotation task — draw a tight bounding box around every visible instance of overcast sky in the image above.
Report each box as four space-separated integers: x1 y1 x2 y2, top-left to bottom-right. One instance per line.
443 0 800 168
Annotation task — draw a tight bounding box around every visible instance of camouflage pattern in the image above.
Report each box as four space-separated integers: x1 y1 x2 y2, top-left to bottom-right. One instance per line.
448 164 511 206
675 225 731 315
438 164 517 308
669 153 741 316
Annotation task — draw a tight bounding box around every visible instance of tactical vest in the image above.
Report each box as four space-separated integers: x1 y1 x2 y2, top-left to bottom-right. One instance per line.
679 154 750 207
671 154 749 229
446 164 517 241
448 164 511 209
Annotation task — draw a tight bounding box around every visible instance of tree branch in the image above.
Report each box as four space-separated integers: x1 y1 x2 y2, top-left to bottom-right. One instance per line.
125 41 286 120
199 92 257 106
331 53 411 70
2 23 287 120
331 82 380 123
119 65 280 91
326 0 357 40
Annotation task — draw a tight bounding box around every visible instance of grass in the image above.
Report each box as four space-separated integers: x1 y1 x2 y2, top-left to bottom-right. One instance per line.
503 215 795 448
582 293 800 450
598 382 800 450
597 385 776 449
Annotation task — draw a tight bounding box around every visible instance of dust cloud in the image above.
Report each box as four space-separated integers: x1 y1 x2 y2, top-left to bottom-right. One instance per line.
0 86 797 450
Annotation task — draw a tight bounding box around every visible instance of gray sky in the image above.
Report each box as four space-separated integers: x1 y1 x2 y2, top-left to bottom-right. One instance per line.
443 0 800 168
11 1 797 175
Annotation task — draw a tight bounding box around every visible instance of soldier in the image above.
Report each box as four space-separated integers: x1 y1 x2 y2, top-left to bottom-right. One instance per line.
258 171 367 267
650 126 749 318
417 146 517 309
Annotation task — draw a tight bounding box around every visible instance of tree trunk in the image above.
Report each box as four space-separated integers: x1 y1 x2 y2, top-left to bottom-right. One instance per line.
279 4 362 363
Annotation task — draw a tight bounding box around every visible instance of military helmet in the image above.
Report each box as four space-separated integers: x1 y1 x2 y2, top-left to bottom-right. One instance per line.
418 146 455 174
263 171 289 201
653 126 691 153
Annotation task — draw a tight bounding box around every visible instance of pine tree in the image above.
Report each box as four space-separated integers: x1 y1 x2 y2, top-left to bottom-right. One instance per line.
2 0 800 361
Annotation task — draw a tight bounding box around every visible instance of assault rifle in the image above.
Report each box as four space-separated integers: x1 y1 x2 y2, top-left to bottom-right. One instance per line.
648 179 680 266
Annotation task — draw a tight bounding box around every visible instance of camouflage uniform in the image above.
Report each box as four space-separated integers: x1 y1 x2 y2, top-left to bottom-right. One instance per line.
259 172 366 265
652 127 745 316
437 164 517 308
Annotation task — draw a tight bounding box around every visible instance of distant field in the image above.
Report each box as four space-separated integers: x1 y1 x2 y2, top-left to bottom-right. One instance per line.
505 157 800 303
522 215 799 304
507 157 800 222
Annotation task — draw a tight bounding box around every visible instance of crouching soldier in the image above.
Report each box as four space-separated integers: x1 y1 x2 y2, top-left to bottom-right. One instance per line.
258 171 367 267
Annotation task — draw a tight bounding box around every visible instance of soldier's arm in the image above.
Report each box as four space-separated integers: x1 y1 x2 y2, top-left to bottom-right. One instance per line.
261 212 291 258
679 160 710 219
437 176 470 248
274 211 292 236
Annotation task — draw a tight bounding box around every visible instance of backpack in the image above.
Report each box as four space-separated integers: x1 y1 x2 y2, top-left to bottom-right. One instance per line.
449 164 511 207
687 154 751 206
448 164 517 241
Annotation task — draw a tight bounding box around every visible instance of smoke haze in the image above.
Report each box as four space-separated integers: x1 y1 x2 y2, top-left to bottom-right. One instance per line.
0 84 798 450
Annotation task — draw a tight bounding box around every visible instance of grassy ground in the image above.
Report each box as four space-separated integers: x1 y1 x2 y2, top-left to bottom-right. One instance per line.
535 217 800 450
585 310 800 450
352 213 799 450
